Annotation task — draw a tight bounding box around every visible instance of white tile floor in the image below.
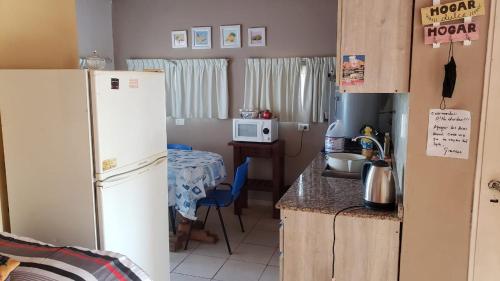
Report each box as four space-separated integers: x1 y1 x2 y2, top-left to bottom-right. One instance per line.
170 204 280 281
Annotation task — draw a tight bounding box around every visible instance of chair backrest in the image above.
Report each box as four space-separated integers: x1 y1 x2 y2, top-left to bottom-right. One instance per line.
231 158 250 199
167 144 193 150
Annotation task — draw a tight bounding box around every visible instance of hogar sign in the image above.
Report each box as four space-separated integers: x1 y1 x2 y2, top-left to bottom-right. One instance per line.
424 22 479 44
421 0 485 25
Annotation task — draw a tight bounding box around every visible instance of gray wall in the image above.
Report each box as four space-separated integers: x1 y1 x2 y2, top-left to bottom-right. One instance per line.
112 0 337 184
77 0 115 69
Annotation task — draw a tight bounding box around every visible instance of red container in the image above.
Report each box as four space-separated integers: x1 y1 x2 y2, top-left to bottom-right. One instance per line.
262 110 272 119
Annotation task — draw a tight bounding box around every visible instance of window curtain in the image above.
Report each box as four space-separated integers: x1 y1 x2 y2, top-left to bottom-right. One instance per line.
127 58 228 119
244 57 335 123
244 58 301 122
174 59 228 119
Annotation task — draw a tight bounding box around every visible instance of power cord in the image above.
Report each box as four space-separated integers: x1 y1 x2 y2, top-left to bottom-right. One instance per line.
285 130 305 158
331 205 364 280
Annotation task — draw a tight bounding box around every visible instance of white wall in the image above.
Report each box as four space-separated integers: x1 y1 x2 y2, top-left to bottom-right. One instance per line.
76 0 115 69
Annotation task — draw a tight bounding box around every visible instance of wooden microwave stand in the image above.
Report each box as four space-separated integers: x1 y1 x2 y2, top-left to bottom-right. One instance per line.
228 140 285 219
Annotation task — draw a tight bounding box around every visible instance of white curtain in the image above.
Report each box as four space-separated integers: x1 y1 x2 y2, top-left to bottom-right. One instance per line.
173 59 228 119
302 57 336 123
127 58 228 119
244 57 335 123
127 59 175 117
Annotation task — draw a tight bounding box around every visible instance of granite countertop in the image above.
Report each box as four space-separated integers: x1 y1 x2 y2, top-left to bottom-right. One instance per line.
276 153 401 221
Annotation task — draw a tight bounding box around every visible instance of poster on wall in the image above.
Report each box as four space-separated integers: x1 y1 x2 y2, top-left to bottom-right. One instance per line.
220 25 242 48
172 30 188 49
192 27 212 49
248 27 266 47
426 109 471 159
421 0 485 25
341 55 365 86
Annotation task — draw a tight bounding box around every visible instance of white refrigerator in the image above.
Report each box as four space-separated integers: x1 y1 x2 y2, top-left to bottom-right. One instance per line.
0 70 170 281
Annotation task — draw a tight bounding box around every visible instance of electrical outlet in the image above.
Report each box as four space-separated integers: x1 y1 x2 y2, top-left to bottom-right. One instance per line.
298 123 310 131
175 118 185 126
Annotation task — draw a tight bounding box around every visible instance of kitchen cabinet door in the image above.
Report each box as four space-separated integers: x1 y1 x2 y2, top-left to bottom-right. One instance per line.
337 0 412 93
334 216 401 281
281 209 334 281
281 209 401 281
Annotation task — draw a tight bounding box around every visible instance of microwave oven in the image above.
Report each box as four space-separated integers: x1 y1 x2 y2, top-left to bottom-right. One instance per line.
233 118 279 143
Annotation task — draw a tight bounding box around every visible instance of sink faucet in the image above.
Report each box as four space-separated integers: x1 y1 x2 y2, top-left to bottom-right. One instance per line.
352 136 385 160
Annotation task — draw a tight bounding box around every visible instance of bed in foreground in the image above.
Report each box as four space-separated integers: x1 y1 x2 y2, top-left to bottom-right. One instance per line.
0 232 151 281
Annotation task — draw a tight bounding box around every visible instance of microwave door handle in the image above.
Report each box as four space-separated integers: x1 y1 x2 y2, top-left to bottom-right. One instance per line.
258 122 264 140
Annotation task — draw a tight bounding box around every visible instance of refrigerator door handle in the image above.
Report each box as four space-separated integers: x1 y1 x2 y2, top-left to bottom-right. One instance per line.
97 156 166 185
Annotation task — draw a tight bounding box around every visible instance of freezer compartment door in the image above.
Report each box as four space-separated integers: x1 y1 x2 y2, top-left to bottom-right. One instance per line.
90 71 167 175
97 157 169 281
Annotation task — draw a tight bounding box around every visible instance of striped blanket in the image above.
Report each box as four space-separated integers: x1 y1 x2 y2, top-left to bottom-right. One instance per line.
0 232 151 281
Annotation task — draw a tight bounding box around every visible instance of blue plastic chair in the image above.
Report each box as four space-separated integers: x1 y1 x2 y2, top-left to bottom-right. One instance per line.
167 144 193 150
184 158 250 255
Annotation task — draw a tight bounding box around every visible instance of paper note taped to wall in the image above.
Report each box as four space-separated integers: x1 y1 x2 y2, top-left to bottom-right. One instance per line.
426 109 471 159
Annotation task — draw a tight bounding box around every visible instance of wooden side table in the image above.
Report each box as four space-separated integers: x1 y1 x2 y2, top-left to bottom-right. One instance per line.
228 141 285 219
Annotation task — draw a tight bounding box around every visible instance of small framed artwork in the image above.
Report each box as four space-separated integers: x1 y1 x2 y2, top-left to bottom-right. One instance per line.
248 27 266 47
171 30 188 48
192 27 212 49
220 25 241 48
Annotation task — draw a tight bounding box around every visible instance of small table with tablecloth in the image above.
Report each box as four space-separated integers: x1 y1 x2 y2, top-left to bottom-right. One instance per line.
167 149 227 249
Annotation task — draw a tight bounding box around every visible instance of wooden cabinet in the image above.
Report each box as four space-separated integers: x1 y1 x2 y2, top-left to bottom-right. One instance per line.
280 210 335 281
280 209 401 281
334 215 401 281
336 0 413 93
229 141 285 219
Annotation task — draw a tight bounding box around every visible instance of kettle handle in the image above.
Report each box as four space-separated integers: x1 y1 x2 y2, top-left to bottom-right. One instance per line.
362 161 372 186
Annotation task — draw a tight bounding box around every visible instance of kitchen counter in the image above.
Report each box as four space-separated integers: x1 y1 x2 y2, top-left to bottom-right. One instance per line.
276 153 401 221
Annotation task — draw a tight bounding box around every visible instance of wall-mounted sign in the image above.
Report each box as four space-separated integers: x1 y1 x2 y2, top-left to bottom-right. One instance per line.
421 0 485 25
424 22 479 44
341 55 365 86
426 109 471 159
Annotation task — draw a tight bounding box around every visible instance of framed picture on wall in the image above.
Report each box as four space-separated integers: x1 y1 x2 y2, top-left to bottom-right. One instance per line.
248 27 266 47
192 27 212 49
171 30 188 48
220 25 241 48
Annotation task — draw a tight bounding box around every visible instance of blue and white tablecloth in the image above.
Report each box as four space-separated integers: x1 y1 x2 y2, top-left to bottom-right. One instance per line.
168 149 227 220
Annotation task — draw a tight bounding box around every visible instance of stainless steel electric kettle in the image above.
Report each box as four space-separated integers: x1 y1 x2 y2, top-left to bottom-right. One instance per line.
353 136 396 210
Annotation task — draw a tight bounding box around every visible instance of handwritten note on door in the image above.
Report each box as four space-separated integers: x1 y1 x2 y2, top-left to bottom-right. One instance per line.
426 109 471 159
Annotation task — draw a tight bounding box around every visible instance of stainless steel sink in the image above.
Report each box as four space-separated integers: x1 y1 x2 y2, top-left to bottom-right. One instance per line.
321 165 361 180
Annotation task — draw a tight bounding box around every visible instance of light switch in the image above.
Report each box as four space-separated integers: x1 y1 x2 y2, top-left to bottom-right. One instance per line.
175 119 185 126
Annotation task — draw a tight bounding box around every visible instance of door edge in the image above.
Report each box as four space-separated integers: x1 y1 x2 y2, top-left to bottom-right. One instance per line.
468 0 499 280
